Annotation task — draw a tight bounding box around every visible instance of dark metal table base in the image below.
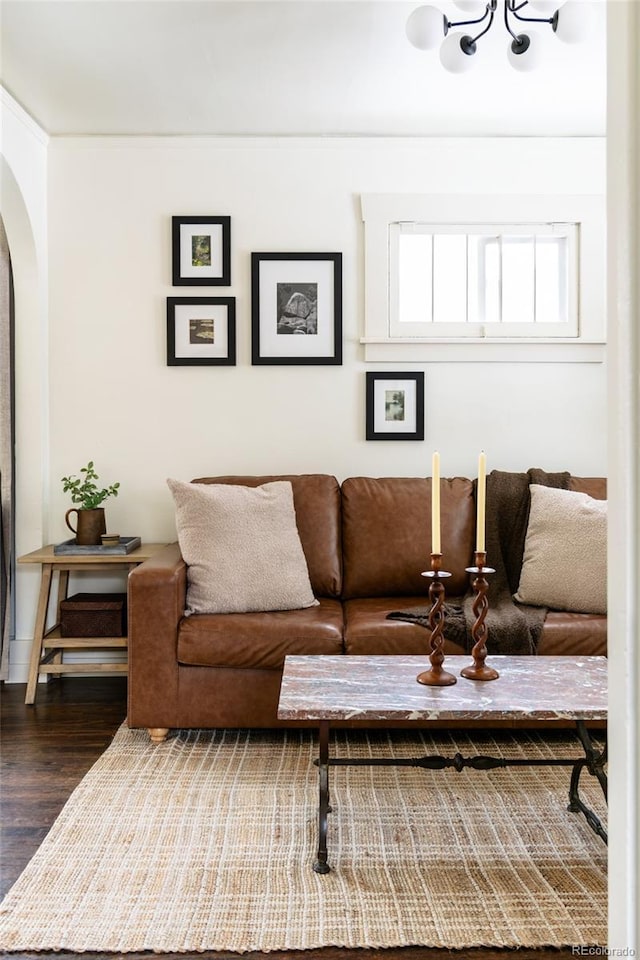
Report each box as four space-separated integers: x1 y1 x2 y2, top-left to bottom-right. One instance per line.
312 720 607 874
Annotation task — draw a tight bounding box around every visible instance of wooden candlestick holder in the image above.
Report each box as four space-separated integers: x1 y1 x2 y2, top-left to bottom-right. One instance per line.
461 551 499 681
416 554 457 687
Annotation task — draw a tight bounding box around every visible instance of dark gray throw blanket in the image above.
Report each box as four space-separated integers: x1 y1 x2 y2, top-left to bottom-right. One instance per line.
387 468 570 656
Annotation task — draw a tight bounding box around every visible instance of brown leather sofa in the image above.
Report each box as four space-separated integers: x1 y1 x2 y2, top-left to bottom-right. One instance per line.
127 474 606 740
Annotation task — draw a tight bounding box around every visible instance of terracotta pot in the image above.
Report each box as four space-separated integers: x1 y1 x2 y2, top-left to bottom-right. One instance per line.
65 507 106 545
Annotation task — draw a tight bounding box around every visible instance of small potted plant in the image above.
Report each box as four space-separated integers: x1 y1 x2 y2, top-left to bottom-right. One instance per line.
61 461 120 545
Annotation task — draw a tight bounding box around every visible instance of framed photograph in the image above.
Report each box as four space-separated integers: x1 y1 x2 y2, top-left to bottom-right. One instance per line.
172 216 231 286
366 371 425 440
251 252 342 365
167 297 236 366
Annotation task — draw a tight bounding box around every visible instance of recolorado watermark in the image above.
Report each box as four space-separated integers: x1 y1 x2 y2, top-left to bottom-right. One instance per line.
572 949 636 957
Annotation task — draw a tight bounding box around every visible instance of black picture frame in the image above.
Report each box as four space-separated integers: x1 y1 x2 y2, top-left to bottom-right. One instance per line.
251 252 342 365
172 216 231 286
167 297 236 366
366 371 425 440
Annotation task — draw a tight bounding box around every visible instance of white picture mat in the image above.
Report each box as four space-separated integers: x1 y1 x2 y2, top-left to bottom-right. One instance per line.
180 223 224 280
174 302 229 358
373 378 417 433
257 259 335 358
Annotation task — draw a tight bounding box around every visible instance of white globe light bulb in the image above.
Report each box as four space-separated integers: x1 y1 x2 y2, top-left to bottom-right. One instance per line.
554 1 594 43
526 0 558 14
439 32 476 72
507 35 542 71
452 0 486 13
406 5 446 51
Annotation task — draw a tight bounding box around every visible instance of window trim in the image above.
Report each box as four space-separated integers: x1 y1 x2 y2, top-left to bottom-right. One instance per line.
361 193 606 363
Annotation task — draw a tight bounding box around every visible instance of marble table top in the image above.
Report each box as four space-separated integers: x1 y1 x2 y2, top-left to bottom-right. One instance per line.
277 655 607 722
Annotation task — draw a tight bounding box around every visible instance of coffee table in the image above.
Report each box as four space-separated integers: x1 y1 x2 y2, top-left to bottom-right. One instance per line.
277 654 608 873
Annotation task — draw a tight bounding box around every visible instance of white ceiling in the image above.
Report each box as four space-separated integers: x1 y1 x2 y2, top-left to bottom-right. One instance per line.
0 0 607 138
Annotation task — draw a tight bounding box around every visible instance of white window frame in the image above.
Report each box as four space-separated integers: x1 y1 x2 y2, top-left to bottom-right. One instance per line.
361 194 606 363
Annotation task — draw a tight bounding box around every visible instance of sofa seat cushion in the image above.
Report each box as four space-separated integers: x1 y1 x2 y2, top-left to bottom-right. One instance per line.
537 611 607 656
343 596 466 657
177 598 344 670
345 600 606 660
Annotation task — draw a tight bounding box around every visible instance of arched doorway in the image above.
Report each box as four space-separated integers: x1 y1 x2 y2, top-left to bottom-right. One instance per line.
0 214 14 679
0 151 47 684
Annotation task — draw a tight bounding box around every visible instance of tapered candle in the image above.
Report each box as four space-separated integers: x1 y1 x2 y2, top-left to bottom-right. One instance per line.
432 451 441 554
476 451 487 553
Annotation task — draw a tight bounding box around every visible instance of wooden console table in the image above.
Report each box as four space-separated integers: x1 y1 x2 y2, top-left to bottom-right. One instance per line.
18 543 167 705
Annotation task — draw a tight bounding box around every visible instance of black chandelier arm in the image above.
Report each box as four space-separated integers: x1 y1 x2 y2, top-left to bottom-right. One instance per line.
446 0 495 33
503 0 521 44
507 0 556 26
466 5 496 45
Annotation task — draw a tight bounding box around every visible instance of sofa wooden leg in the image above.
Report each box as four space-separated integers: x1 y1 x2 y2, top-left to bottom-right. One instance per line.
148 727 169 744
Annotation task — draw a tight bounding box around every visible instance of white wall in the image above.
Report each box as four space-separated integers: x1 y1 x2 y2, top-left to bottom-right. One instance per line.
9 133 606 679
606 0 640 945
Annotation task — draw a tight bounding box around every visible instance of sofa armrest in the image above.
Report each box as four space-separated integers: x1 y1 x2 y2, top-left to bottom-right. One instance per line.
127 542 186 730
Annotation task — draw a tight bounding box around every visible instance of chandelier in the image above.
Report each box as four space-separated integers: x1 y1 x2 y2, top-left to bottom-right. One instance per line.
405 0 593 72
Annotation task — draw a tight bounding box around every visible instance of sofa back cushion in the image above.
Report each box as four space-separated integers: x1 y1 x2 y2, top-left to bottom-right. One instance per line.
568 476 607 500
341 477 475 599
191 474 342 598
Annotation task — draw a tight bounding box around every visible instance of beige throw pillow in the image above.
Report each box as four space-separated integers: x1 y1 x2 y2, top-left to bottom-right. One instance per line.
514 484 607 614
167 479 318 615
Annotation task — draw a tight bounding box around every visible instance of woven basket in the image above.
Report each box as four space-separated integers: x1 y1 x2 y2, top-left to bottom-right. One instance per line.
60 593 127 638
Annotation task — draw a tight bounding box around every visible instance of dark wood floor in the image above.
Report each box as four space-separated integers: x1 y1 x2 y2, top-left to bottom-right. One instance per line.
1 677 579 960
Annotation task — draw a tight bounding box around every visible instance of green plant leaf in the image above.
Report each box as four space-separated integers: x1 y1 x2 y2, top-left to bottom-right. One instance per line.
61 462 120 510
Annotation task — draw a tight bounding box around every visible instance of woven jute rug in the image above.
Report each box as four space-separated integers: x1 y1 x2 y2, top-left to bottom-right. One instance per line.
0 725 607 954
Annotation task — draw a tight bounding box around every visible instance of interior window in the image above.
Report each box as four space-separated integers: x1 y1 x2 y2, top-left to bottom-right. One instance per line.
393 223 576 338
361 193 605 363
